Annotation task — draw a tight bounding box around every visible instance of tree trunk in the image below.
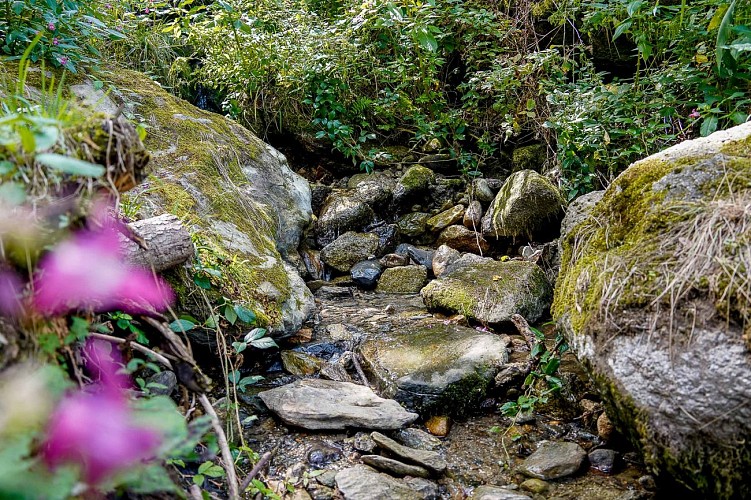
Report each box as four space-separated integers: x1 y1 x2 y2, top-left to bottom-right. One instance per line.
120 214 193 272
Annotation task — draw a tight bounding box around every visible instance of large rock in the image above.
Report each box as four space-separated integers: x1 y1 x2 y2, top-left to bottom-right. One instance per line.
71 70 314 336
422 260 552 324
335 465 422 500
432 245 460 278
397 212 431 242
320 232 380 273
316 193 375 247
359 321 509 415
259 379 418 430
393 165 435 205
436 225 490 254
553 123 751 497
348 171 395 208
481 170 565 240
426 205 465 232
377 265 428 294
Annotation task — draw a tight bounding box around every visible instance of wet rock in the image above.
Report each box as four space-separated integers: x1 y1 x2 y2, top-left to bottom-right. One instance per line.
494 362 528 392
429 178 465 211
481 170 565 240
471 485 532 500
426 205 465 232
397 212 431 242
380 253 410 268
350 259 383 289
320 231 380 273
371 432 447 474
145 370 177 396
422 260 552 325
281 351 323 376
335 465 422 500
361 455 431 478
518 441 586 480
307 442 343 466
319 360 352 382
470 178 496 204
369 223 399 255
307 483 335 500
403 477 440 499
259 379 418 430
393 165 436 205
314 286 354 300
432 244 461 278
377 265 428 294
311 184 333 215
589 448 618 474
394 428 442 451
597 412 614 442
360 323 508 415
350 172 395 207
354 432 377 453
436 225 489 254
463 200 483 229
395 244 435 271
425 416 451 437
301 247 325 281
520 478 550 494
316 194 376 247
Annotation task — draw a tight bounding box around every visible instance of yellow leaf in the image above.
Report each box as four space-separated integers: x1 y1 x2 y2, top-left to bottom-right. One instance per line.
695 54 709 64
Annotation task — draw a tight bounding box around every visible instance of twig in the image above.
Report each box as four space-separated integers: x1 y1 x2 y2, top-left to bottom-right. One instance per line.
189 484 203 500
351 352 371 388
89 332 173 369
239 451 273 492
199 393 240 500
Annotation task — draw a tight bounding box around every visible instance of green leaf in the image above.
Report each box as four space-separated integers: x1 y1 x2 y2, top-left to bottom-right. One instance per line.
244 327 267 342
35 153 105 177
232 341 247 353
700 116 719 137
193 274 212 289
626 0 644 16
0 182 27 205
250 337 278 350
416 30 438 52
224 304 237 325
613 20 632 40
192 473 205 486
234 305 256 324
169 319 196 333
716 0 738 76
0 161 14 175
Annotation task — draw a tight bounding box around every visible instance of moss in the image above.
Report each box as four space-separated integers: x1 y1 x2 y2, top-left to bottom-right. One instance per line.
376 265 428 294
512 144 546 172
399 165 435 191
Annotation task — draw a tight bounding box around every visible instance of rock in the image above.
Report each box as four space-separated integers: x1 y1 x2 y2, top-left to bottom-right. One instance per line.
394 428 442 451
380 253 410 268
335 465 422 500
471 485 532 500
553 123 751 497
315 286 354 300
397 212 431 242
512 144 546 172
281 351 323 376
311 184 333 215
73 71 314 337
432 245 461 278
319 361 352 382
395 244 435 271
353 432 377 453
425 416 451 437
518 441 586 480
588 448 618 474
301 247 325 281
317 470 338 488
307 483 335 500
359 323 508 415
350 259 383 289
307 442 343 466
393 165 436 205
520 478 550 494
369 223 399 255
426 205 465 232
403 477 440 499
559 190 604 240
596 412 614 442
371 432 447 474
470 178 496 204
422 260 552 325
145 370 177 396
259 379 418 430
361 455 431 478
316 194 376 247
481 170 565 240
320 232 380 273
429 178 465 211
463 200 483 229
350 172 395 207
436 225 489 254
377 265 428 294
442 253 493 276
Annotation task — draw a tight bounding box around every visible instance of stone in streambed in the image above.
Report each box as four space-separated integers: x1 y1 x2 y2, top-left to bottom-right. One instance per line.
361 455 431 478
316 194 375 247
425 416 451 437
393 428 442 451
426 205 465 232
281 351 323 376
259 379 418 430
377 265 428 294
320 231 380 273
335 465 422 500
371 432 447 474
463 200 483 229
350 259 383 289
380 253 410 268
432 244 460 278
422 260 552 324
518 441 587 480
395 243 435 270
471 486 532 500
393 165 436 205
397 212 431 241
436 225 489 254
588 448 618 474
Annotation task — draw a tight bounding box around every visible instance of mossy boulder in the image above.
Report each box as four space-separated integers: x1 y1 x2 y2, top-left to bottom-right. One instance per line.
393 165 435 205
377 265 428 294
320 231 380 273
397 212 432 243
358 320 509 416
348 171 395 208
315 192 376 247
553 123 751 498
422 260 552 324
481 170 565 240
512 144 546 172
70 70 314 336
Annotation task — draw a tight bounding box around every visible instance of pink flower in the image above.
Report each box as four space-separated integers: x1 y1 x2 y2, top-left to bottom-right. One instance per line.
52 37 59 46
42 341 161 485
0 269 23 317
144 7 150 13
58 56 68 65
689 109 701 119
48 22 56 31
33 228 173 315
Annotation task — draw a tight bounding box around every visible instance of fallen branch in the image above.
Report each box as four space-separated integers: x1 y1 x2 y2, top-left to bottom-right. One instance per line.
351 352 371 389
198 393 240 500
119 214 193 272
239 451 273 493
89 332 173 369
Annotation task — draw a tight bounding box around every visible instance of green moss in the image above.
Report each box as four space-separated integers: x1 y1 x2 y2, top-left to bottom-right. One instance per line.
512 144 545 172
399 165 435 191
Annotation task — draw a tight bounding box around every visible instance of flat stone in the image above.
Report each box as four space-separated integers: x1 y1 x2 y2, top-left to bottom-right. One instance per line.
371 432 447 474
518 441 586 480
471 486 532 500
403 477 440 499
393 428 442 451
359 322 509 415
335 465 422 500
426 205 465 232
259 379 418 430
321 231 380 273
361 455 431 478
377 265 428 294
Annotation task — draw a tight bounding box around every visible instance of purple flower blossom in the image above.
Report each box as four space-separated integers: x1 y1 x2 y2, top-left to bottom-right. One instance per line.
58 56 68 65
52 37 59 46
33 228 173 315
42 340 161 484
48 22 56 31
0 270 23 317
689 109 701 119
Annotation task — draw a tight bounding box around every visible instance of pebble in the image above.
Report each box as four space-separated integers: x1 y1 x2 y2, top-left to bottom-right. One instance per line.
471 485 532 499
589 448 618 474
307 442 342 466
426 415 451 437
520 478 550 494
353 432 376 453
